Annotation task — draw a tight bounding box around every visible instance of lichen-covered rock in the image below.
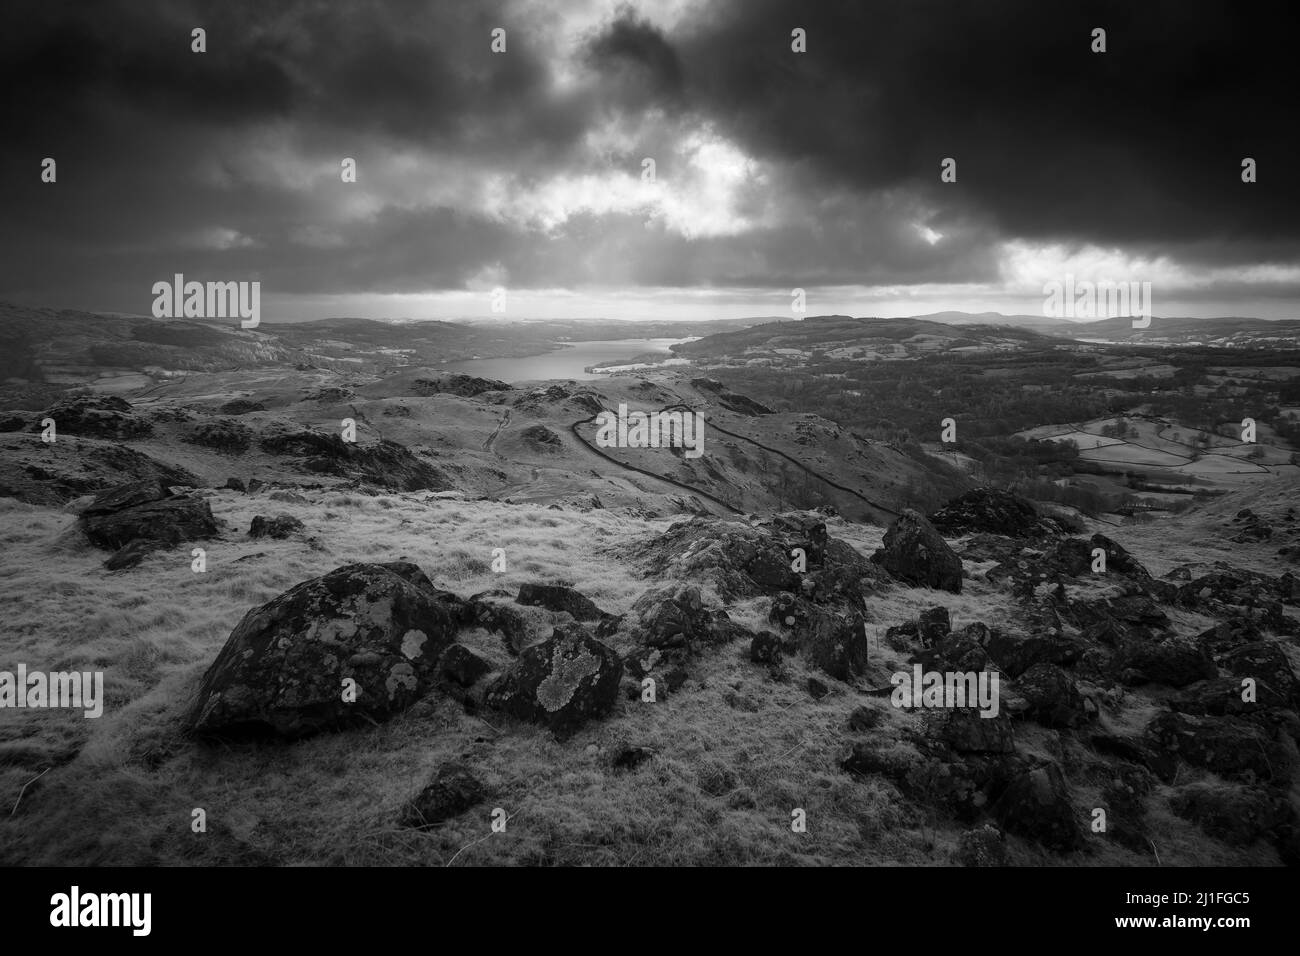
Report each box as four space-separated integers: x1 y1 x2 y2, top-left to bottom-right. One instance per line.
992 762 1083 852
630 584 707 647
619 513 881 602
398 762 487 829
185 561 462 738
486 624 622 736
873 509 963 592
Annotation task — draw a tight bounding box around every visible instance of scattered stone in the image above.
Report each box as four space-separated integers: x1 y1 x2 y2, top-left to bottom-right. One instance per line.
248 514 304 539
398 762 487 829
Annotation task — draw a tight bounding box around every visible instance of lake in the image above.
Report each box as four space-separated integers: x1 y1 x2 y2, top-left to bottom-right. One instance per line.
441 338 690 383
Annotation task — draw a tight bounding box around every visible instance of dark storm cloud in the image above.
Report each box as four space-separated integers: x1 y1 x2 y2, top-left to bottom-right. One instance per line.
671 0 1300 256
1 0 1297 313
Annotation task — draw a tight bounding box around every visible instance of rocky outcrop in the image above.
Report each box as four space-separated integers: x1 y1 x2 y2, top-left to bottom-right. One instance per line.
260 431 451 492
623 512 882 602
185 419 252 454
79 478 218 566
927 487 1049 539
37 395 152 440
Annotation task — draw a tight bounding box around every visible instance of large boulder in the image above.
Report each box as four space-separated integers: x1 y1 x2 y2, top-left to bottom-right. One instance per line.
486 624 623 736
873 509 963 592
185 562 462 737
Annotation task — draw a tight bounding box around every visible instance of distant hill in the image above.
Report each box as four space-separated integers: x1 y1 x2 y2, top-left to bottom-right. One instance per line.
1057 315 1300 346
672 314 1057 364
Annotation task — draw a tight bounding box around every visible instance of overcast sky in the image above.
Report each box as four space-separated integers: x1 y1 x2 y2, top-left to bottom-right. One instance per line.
2 0 1298 322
